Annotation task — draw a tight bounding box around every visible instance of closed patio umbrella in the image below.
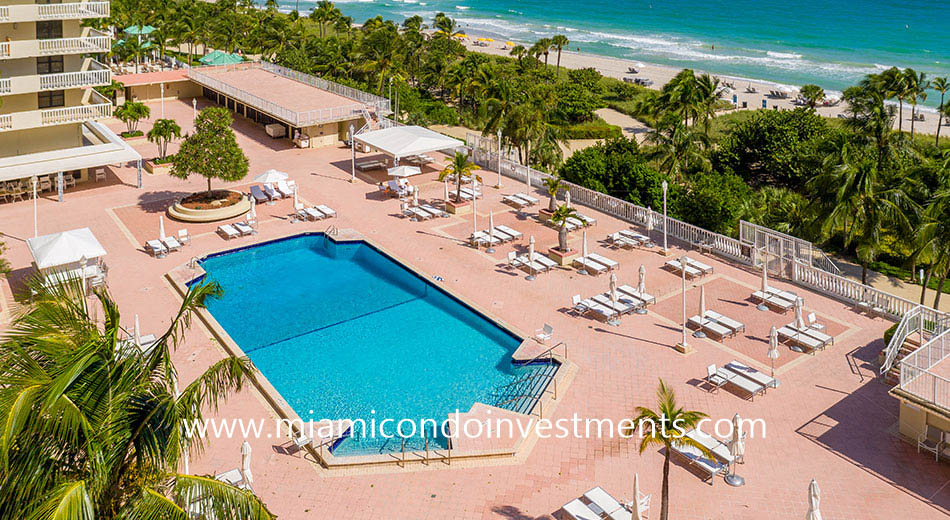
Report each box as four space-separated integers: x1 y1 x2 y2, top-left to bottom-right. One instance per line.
565 189 571 209
806 479 822 520
646 208 654 235
412 186 419 207
443 180 450 206
293 185 299 208
768 326 780 377
725 413 745 486
487 210 496 253
582 230 588 258
638 264 646 294
694 286 707 338
249 197 256 221
159 215 166 239
633 473 645 520
608 272 620 326
527 235 536 281
241 441 253 485
795 297 806 329
472 187 478 236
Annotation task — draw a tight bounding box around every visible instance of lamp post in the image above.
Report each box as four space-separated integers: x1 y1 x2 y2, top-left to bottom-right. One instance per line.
676 255 689 353
495 129 503 188
349 124 356 183
662 180 669 255
31 176 38 238
192 98 197 122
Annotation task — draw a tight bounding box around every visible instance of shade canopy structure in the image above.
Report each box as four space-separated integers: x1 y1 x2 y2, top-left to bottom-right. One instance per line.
354 126 463 161
124 25 156 35
387 165 422 178
27 228 106 270
199 50 244 66
114 39 154 50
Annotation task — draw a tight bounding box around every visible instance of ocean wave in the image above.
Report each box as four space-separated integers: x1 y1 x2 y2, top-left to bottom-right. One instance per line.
455 5 469 10
766 51 802 59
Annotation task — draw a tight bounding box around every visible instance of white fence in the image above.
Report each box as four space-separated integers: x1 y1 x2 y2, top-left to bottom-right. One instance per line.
38 29 110 55
740 220 841 276
37 1 110 19
39 60 110 90
882 305 950 374
900 329 950 409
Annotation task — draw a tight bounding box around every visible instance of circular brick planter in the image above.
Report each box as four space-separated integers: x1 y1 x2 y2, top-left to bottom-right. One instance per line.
166 190 251 222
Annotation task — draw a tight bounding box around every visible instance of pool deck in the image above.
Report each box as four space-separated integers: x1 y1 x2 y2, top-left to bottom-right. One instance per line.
1 98 949 519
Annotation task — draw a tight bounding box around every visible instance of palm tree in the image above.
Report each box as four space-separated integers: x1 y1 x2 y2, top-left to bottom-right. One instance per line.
799 84 825 108
549 204 579 252
147 118 183 160
644 117 709 180
310 0 338 38
550 34 569 77
905 68 928 136
931 77 948 146
509 44 527 67
542 175 563 212
115 100 151 135
622 379 710 520
438 151 477 203
538 37 552 67
0 279 273 519
878 67 908 132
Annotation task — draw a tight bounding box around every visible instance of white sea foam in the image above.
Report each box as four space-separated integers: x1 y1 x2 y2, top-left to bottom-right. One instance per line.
766 51 803 59
455 5 469 10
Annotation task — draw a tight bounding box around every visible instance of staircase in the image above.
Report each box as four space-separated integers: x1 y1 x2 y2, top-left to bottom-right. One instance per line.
492 361 559 416
883 335 921 386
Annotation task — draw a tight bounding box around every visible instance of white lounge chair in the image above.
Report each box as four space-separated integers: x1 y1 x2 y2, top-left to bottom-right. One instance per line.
250 185 269 203
535 324 553 343
706 364 765 400
703 310 745 334
304 207 327 220
685 429 734 465
724 360 777 389
617 284 656 306
586 253 619 271
684 256 714 274
592 293 636 315
575 214 597 227
766 285 797 303
161 235 182 253
275 180 294 198
777 325 823 353
145 239 167 257
217 224 240 240
562 498 600 520
315 204 336 218
177 229 191 246
507 251 524 269
293 202 309 221
583 487 632 520
262 183 281 200
420 204 448 218
608 232 638 249
665 259 702 278
751 291 794 313
503 195 530 208
807 312 825 331
515 193 539 205
215 468 252 491
574 256 607 275
785 323 834 347
670 441 726 485
495 225 522 240
688 315 732 340
571 294 590 315
234 222 254 236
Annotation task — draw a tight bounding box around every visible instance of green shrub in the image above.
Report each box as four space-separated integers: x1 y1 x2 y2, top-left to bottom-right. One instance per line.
561 119 622 139
883 323 898 346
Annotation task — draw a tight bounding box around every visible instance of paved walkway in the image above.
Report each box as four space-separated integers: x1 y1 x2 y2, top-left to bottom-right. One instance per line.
1 98 948 520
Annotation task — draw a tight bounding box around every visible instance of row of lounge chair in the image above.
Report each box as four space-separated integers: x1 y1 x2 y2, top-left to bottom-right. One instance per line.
750 285 799 313
502 192 539 209
508 251 557 275
571 285 655 321
146 229 191 258
401 203 448 221
545 212 597 232
664 256 714 278
573 253 618 275
450 187 482 200
562 486 648 520
217 221 256 240
670 428 740 485
777 322 833 354
705 360 776 401
688 310 746 341
471 225 523 247
607 229 653 249
293 204 337 222
250 181 295 203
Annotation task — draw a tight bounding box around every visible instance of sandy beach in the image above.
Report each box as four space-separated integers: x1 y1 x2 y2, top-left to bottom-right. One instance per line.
459 38 947 136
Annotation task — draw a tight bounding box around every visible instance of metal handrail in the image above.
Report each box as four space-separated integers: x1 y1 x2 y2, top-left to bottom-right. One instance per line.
496 394 543 419
525 341 567 365
496 371 554 392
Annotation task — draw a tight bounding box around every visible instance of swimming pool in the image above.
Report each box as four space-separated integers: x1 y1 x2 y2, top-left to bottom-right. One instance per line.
198 233 557 456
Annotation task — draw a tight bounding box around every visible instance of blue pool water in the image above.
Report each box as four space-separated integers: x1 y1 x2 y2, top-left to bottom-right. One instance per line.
199 234 554 455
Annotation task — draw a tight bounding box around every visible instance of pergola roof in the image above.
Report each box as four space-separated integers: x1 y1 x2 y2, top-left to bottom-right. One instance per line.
27 228 106 270
354 126 463 159
200 50 244 66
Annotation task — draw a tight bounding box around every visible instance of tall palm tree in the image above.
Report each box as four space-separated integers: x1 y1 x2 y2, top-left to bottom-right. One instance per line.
905 68 928 136
0 279 273 519
542 175 563 212
509 44 527 68
310 0 338 38
878 67 908 132
438 151 478 203
538 37 552 67
622 379 710 520
644 118 709 180
550 34 569 78
931 77 949 146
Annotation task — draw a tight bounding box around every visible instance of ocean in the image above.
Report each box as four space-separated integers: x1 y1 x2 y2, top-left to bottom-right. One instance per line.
281 0 949 107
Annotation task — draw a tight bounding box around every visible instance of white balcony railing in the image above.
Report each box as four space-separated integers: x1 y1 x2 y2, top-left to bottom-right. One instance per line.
0 42 10 58
38 2 110 20
41 91 112 126
0 114 11 130
39 60 110 91
38 29 111 56
0 6 9 21
0 78 10 95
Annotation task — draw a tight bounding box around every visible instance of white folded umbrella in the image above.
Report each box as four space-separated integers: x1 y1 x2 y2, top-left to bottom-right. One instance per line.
565 189 571 209
241 440 253 484
795 297 806 329
159 215 166 240
388 165 421 177
253 169 288 184
806 479 822 520
638 264 646 294
582 230 588 258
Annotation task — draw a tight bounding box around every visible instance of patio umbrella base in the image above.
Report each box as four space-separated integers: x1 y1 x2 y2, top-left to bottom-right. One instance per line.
770 378 781 388
636 308 648 315
693 331 706 338
756 303 769 311
607 318 621 327
486 247 495 253
578 269 588 275
725 474 746 487
790 345 804 353
526 274 536 281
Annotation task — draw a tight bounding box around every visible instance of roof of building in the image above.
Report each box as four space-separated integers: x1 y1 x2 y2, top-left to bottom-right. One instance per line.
112 69 189 86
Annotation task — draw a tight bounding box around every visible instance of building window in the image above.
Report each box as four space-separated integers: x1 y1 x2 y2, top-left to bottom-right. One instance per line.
38 90 65 109
36 56 64 75
35 21 63 40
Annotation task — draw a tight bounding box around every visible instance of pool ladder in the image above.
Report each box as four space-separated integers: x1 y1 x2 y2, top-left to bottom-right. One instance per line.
397 430 451 468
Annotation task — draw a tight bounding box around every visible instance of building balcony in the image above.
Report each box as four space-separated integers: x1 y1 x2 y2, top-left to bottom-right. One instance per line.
0 28 110 60
0 58 110 95
0 2 109 23
0 89 111 132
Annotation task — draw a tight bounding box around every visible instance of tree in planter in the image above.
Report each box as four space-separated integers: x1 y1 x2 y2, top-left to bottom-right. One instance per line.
114 100 150 135
147 118 182 162
171 107 249 194
438 151 478 203
549 204 578 252
622 379 710 520
542 175 563 212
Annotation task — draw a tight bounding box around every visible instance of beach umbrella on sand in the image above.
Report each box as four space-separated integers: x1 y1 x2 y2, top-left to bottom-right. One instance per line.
725 413 746 486
241 441 253 485
694 286 707 338
134 314 141 346
565 189 571 209
768 326 780 377
527 235 537 281
795 297 806 329
806 479 822 520
159 215 165 240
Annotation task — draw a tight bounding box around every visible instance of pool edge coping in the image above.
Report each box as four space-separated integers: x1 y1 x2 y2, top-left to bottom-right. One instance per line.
165 228 577 472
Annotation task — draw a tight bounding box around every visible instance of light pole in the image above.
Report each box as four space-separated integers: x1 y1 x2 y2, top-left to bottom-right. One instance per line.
31 176 38 238
192 98 197 122
349 124 356 183
495 129 503 188
662 180 669 255
676 255 689 353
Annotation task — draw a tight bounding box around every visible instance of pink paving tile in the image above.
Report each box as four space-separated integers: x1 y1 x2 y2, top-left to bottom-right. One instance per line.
1 98 948 520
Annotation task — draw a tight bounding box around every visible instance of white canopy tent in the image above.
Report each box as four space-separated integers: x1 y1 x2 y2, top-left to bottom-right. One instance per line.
354 126 463 162
27 228 107 271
